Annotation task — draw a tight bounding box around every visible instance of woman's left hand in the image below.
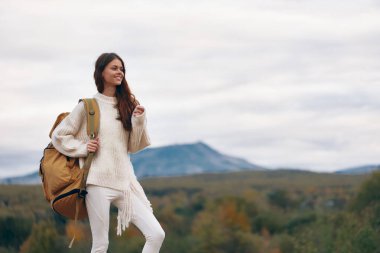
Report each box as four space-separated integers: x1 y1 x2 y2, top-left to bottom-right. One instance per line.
133 105 145 117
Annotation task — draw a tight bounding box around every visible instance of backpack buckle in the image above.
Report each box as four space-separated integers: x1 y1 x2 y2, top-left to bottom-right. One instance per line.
78 189 88 198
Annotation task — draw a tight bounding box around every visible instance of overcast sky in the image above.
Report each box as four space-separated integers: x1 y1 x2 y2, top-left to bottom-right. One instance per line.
0 0 380 177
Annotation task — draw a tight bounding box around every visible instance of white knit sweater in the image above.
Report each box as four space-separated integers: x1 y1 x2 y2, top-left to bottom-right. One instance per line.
51 92 153 236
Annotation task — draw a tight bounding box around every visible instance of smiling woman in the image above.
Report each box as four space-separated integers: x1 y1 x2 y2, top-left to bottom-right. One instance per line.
92 53 138 132
102 60 124 85
51 52 165 253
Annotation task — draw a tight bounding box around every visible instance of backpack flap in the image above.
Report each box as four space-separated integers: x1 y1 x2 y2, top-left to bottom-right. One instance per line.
49 112 70 139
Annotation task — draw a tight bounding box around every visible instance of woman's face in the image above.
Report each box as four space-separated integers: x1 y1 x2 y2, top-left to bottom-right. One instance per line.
102 58 125 87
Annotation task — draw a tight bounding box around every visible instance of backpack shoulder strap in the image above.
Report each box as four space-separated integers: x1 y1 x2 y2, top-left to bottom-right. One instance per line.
78 98 100 140
77 98 100 204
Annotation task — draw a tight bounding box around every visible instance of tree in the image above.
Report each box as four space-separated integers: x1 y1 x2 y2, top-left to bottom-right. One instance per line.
19 221 64 253
0 216 32 250
267 189 295 211
191 197 260 253
350 171 380 212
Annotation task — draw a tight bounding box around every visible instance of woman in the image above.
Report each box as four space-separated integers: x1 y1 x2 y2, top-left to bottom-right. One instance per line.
51 52 165 253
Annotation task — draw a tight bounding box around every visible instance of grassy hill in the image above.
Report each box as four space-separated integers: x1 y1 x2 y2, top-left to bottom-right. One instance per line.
0 169 369 219
142 169 368 194
0 169 376 253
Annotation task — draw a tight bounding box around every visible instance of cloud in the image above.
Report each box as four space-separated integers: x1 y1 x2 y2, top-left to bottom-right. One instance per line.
0 0 379 176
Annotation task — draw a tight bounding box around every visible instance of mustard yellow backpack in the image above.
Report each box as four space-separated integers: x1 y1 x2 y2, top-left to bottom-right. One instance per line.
39 98 100 248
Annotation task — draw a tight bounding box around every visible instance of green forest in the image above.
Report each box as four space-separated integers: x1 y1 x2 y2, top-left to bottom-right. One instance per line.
1 169 380 253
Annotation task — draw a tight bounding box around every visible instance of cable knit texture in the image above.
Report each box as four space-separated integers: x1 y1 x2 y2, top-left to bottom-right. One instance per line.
51 92 153 236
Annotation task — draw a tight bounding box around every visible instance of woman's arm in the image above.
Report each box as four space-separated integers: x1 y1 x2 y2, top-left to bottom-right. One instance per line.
51 101 89 157
128 109 151 154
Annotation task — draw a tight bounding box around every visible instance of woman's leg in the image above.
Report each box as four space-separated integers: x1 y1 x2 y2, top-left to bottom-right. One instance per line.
113 190 165 253
131 191 165 253
86 185 117 253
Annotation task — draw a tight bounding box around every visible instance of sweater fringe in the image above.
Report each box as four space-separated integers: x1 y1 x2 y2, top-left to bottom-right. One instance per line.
116 187 133 236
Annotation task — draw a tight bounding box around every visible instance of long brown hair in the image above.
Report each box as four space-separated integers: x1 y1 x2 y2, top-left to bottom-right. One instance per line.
93 52 139 132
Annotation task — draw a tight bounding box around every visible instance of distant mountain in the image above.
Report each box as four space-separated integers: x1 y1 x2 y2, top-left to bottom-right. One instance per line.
334 164 380 175
0 171 41 185
131 141 265 178
0 141 266 185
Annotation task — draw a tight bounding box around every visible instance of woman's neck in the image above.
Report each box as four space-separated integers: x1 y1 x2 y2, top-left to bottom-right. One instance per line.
102 86 116 97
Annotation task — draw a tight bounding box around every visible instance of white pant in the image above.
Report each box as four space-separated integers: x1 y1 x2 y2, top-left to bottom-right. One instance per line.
85 184 165 253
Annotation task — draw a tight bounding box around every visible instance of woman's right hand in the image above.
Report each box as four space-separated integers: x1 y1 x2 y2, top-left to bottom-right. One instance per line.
87 137 100 153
